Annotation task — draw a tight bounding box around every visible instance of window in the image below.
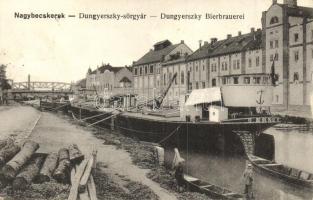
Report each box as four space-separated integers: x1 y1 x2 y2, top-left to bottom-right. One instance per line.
275 53 279 61
202 82 205 88
248 59 252 68
139 67 142 75
270 41 273 49
134 68 138 75
203 65 205 71
293 72 299 83
263 77 269 84
222 77 227 85
196 82 199 89
294 51 299 62
294 33 299 42
225 62 227 70
181 71 185 84
237 60 240 69
145 66 148 74
174 74 177 85
244 77 250 84
270 16 279 24
212 79 216 87
275 95 279 103
149 65 153 73
256 57 260 67
221 63 224 71
233 60 236 69
275 40 279 48
196 66 198 72
253 77 261 84
233 77 239 84
163 73 166 85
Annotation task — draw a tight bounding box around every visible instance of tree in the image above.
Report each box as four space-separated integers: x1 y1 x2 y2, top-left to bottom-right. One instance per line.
0 65 11 90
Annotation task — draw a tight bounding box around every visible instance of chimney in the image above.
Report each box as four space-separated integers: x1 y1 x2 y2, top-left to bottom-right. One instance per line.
238 31 242 36
199 40 202 48
272 0 277 4
211 38 218 45
284 0 297 7
181 40 184 44
227 34 232 39
204 41 209 46
251 27 255 33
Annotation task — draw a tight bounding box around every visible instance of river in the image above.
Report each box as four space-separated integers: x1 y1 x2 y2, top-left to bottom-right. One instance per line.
180 127 313 200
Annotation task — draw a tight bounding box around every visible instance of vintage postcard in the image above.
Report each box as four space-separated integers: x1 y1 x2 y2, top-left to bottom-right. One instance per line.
0 0 313 199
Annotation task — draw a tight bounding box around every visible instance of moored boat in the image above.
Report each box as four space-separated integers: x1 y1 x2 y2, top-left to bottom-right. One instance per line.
183 174 244 200
249 155 313 190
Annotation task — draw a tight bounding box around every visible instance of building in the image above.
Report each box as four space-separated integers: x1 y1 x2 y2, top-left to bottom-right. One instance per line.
86 64 133 97
262 0 313 111
184 0 313 113
132 40 193 102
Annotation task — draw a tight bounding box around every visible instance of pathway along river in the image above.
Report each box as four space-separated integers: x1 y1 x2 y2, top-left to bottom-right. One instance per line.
180 127 313 200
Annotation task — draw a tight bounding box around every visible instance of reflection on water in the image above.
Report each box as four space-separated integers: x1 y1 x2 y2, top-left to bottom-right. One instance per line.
179 127 313 199
265 127 313 173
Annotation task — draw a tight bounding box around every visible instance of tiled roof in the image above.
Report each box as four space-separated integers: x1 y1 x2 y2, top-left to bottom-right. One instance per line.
134 43 180 66
89 64 124 74
187 30 262 61
119 77 131 83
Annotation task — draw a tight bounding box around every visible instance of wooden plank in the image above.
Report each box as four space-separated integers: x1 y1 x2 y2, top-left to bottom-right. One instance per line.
87 175 97 200
67 159 89 200
79 151 97 193
260 163 282 167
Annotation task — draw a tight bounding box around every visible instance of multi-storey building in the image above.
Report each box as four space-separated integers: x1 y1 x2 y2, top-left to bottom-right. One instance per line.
132 40 193 101
86 64 133 97
262 0 313 111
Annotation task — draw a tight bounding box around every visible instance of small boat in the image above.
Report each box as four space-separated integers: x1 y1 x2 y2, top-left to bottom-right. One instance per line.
40 100 70 112
183 174 244 200
249 155 313 189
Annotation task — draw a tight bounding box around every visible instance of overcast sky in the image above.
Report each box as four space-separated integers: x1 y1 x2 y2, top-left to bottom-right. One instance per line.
0 0 312 83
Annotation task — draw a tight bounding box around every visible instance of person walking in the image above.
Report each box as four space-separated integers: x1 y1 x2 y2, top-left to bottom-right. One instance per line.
243 163 254 199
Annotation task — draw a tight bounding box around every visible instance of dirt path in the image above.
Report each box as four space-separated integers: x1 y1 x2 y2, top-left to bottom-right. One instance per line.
0 105 41 140
29 110 177 200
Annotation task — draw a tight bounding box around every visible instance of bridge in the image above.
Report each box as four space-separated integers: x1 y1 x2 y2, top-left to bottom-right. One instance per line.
10 75 73 99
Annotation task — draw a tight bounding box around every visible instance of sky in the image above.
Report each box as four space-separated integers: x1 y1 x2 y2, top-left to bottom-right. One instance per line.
0 0 312 83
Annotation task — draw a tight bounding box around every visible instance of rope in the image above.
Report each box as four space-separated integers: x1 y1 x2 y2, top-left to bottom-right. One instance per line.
87 112 121 127
79 111 113 122
71 110 182 144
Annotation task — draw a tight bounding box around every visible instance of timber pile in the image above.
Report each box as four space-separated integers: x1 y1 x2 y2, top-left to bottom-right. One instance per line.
0 138 98 200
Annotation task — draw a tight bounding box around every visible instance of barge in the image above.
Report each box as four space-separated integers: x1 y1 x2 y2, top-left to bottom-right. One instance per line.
70 85 280 153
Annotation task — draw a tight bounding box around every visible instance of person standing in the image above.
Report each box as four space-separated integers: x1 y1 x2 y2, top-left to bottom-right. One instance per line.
243 163 254 199
175 160 185 192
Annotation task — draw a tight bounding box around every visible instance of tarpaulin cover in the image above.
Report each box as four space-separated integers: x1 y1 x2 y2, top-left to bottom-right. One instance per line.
222 85 273 107
185 87 222 106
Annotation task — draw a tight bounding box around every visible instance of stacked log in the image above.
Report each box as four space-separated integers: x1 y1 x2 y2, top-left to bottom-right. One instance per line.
12 155 45 190
37 152 58 183
53 148 71 183
0 138 14 150
68 144 84 164
2 140 39 180
0 141 20 166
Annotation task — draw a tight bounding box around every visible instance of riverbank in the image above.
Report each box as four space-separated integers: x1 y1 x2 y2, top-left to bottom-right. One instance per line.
0 106 177 199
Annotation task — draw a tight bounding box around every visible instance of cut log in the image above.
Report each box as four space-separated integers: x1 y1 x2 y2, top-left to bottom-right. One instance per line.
68 159 89 200
0 138 14 150
79 151 97 193
87 175 97 200
37 152 58 183
68 144 84 164
53 148 70 183
2 140 39 180
12 155 44 190
0 143 20 166
79 190 90 200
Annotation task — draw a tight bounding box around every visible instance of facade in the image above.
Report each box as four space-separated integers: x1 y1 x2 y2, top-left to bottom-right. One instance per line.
262 0 313 111
86 64 133 97
132 40 193 102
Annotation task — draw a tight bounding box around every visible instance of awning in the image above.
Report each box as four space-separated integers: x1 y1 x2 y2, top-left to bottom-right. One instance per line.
185 87 222 106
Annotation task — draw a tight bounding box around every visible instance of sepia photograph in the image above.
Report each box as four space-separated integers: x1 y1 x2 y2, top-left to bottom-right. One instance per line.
0 0 313 199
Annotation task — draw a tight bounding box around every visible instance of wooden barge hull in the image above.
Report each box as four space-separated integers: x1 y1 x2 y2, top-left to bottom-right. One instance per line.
249 156 313 190
70 105 278 153
40 101 70 112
